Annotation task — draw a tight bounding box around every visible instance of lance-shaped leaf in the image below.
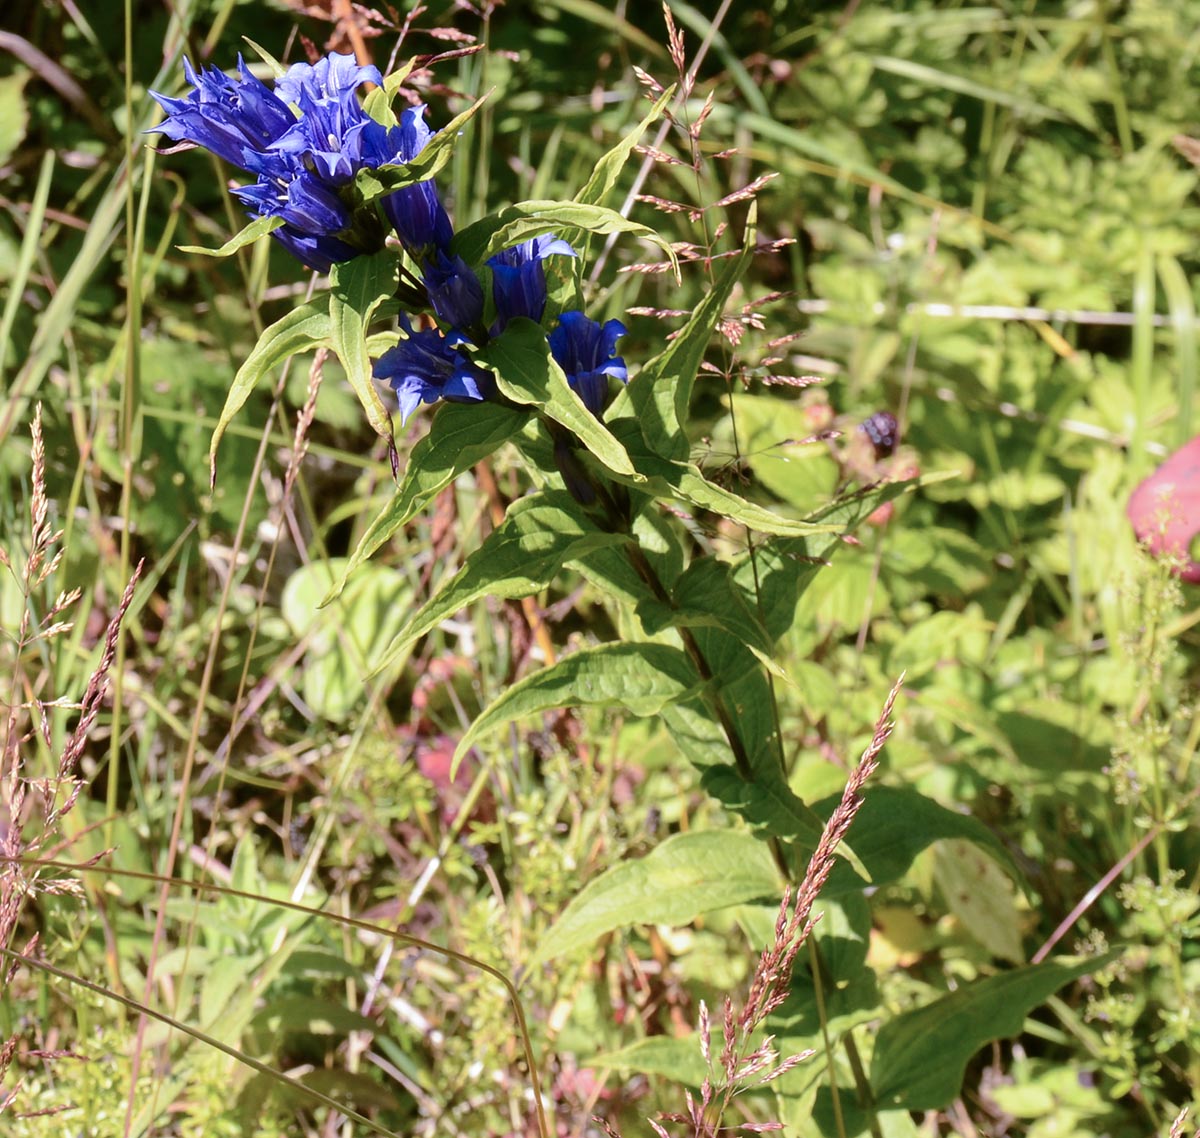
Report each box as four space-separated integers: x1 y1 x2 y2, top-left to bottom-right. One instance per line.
810 785 1024 895
485 317 641 480
575 86 674 208
635 556 773 655
373 491 624 676
603 416 842 538
454 642 702 769
609 204 757 461
178 214 285 257
528 830 780 969
354 92 490 205
329 251 399 443
869 952 1121 1111
209 297 332 484
327 401 527 603
453 199 678 279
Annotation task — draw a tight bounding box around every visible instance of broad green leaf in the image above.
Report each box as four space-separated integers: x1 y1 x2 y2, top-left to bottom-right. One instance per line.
588 1037 708 1087
485 318 640 479
698 764 825 846
375 491 624 675
178 213 286 257
870 953 1121 1111
330 401 528 601
612 207 756 461
250 995 380 1038
934 839 1025 963
813 786 1023 895
354 92 490 205
529 830 780 967
575 85 674 207
453 199 678 276
454 642 702 768
329 251 398 442
209 297 332 482
635 556 773 655
0 71 30 168
282 558 415 723
362 60 417 127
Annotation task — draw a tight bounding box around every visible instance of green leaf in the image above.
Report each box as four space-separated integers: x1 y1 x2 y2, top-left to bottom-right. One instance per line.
0 71 30 168
635 556 773 655
529 830 780 968
178 213 286 257
282 558 415 723
611 204 757 461
453 199 678 276
605 417 843 538
454 642 702 768
813 786 1023 895
933 839 1025 963
250 995 381 1038
485 318 641 479
374 491 624 676
588 1037 708 1087
329 251 399 442
209 297 332 483
330 401 528 601
575 85 675 207
354 92 490 205
870 953 1121 1111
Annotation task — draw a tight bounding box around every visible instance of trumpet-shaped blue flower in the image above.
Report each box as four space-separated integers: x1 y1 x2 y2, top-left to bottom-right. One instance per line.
423 251 485 330
151 52 456 269
374 321 496 424
549 311 628 416
487 235 577 326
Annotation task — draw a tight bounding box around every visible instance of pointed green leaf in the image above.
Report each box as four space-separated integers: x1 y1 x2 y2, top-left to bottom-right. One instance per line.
485 318 640 479
812 786 1024 895
209 297 332 483
455 642 701 768
604 417 842 537
588 1037 708 1087
374 491 624 675
870 953 1121 1111
178 213 286 257
529 830 780 968
453 199 678 276
329 401 527 602
575 85 675 207
610 204 757 460
329 252 399 442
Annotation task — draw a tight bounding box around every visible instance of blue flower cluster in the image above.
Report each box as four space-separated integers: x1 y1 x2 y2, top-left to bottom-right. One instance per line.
153 52 628 423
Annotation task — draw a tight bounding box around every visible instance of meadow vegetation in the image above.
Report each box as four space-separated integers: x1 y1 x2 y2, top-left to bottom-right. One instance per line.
1 2 1199 1136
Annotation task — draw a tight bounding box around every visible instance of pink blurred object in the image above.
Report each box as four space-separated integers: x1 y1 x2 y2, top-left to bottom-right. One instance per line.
1127 436 1200 583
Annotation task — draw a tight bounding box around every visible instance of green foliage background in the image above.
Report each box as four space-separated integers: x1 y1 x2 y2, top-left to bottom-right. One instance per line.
1 1 1199 1136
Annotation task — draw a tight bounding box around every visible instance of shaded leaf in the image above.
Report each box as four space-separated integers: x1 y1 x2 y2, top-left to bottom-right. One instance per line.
209 297 332 482
530 830 780 967
575 85 675 207
454 642 702 768
870 953 1120 1111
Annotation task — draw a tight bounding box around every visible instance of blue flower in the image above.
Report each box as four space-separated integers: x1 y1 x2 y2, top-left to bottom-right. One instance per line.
423 250 485 330
149 55 296 169
487 235 577 326
548 311 628 416
374 320 496 424
362 106 455 253
152 53 457 270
